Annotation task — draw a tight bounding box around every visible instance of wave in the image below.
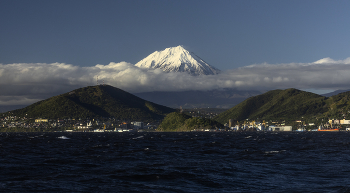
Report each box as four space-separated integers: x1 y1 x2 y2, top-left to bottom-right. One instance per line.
57 136 70 139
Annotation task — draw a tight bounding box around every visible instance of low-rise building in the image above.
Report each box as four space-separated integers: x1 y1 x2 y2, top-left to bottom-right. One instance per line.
269 125 292 132
340 119 350 124
35 119 48 123
132 122 144 129
329 119 340 125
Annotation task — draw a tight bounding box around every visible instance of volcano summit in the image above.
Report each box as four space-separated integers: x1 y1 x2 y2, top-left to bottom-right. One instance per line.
135 46 220 76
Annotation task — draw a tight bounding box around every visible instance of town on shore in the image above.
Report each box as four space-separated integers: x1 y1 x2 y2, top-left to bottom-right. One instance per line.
225 118 350 132
1 110 349 132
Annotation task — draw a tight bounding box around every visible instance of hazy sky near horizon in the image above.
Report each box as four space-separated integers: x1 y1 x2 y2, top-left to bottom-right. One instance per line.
1 0 350 105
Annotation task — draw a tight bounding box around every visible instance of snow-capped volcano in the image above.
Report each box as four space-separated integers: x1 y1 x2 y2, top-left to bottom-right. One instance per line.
135 46 220 76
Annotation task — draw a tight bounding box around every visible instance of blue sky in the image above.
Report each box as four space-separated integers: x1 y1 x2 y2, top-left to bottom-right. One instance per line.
2 0 350 106
2 0 350 70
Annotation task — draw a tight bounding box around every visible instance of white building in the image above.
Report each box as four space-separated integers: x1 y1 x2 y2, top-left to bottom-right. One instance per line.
340 119 350 124
132 122 144 129
269 125 292 132
77 121 92 129
257 125 265 131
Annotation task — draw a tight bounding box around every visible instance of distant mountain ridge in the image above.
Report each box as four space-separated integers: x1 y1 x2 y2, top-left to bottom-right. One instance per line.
9 85 175 121
134 89 263 109
135 45 220 75
322 89 350 97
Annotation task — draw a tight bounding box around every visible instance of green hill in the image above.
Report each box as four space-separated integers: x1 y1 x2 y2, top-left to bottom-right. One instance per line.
214 88 329 124
10 85 175 121
157 112 224 131
324 91 350 119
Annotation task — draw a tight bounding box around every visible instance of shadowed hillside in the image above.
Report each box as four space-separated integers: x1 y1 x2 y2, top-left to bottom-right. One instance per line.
10 85 175 121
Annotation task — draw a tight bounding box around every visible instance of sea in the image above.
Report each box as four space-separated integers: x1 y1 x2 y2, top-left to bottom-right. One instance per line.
1 132 350 192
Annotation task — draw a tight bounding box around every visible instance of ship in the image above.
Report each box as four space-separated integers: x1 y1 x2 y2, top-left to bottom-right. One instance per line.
317 128 340 132
317 123 340 131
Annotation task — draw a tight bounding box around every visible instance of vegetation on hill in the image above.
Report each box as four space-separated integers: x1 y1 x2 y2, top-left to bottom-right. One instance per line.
7 86 350 131
9 85 175 122
214 88 329 124
157 112 224 131
324 91 350 119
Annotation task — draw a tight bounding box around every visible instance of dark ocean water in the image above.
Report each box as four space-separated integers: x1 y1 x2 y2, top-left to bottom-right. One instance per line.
1 132 350 192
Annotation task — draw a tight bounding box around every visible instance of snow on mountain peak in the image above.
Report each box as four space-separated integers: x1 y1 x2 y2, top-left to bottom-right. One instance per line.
135 46 221 76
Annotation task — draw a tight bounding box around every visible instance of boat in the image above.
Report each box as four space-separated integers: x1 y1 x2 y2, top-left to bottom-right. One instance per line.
318 123 340 131
317 128 339 132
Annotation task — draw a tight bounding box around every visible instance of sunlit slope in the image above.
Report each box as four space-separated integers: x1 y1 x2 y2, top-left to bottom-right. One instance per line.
11 85 175 121
214 88 328 124
135 45 220 75
323 90 350 119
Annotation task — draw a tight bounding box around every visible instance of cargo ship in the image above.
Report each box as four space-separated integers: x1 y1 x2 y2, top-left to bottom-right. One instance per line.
317 128 339 131
318 124 340 131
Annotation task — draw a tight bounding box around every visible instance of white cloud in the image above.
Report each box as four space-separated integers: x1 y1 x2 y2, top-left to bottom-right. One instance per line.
1 58 350 105
313 57 350 64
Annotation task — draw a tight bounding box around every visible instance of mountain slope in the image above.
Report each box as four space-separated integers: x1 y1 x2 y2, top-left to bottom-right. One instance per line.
10 85 175 121
135 45 220 75
323 91 350 119
214 88 328 124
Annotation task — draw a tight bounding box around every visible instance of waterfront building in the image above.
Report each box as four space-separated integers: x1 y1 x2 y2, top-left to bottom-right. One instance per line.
35 119 48 123
132 122 144 129
268 125 292 132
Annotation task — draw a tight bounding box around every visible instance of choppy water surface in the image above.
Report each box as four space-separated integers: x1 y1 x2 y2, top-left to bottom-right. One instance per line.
1 132 350 192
